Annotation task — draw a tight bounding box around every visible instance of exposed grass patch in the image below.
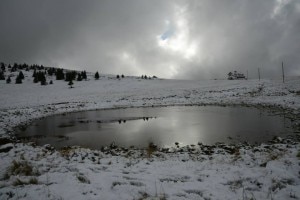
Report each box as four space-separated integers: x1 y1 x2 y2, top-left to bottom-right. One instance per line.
185 189 203 196
76 174 90 184
59 146 74 158
226 179 243 191
12 177 38 186
13 178 26 186
146 142 157 158
137 191 150 200
4 160 40 181
111 181 127 189
9 160 39 176
249 85 264 97
29 177 38 185
129 181 145 187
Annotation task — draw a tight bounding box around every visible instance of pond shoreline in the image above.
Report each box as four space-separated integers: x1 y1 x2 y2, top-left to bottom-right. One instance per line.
2 103 299 153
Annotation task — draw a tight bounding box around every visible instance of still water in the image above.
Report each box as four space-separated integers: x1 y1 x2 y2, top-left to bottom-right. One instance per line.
17 106 295 149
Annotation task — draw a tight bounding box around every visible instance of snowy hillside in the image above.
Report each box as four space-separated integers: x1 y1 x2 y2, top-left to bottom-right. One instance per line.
0 69 300 199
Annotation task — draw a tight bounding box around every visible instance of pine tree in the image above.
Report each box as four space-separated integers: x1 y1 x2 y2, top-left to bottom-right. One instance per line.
32 69 37 77
81 71 87 80
6 76 11 84
13 63 18 69
77 74 82 81
40 73 47 85
41 80 47 85
95 71 99 80
65 71 77 82
1 62 5 71
33 76 38 83
121 74 124 78
11 64 17 72
15 75 22 84
0 71 5 80
18 71 25 80
47 68 54 76
71 71 77 80
68 80 74 88
116 74 120 79
38 72 44 82
49 80 53 84
56 69 65 80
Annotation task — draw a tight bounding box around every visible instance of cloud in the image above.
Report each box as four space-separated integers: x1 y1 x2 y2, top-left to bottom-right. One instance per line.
0 0 299 79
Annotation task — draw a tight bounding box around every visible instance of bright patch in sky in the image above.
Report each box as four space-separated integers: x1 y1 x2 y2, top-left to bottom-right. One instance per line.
119 51 142 75
271 0 291 18
157 7 198 60
160 20 174 40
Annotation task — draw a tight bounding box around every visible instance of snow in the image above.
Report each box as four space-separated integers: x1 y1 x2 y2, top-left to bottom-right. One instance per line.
0 70 300 199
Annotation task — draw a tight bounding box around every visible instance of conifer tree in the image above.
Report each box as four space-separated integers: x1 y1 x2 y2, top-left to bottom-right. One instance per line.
0 71 5 80
15 75 22 84
1 63 5 71
18 71 25 80
95 71 99 80
81 71 87 80
47 68 54 76
6 76 11 84
41 79 47 85
40 73 47 85
32 69 37 77
68 79 74 88
56 69 65 80
65 71 77 82
77 74 82 81
33 76 38 83
13 63 18 69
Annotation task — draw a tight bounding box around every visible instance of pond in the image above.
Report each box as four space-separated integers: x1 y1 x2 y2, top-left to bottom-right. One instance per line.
16 106 296 149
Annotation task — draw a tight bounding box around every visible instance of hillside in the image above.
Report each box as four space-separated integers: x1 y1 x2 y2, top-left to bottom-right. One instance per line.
0 68 300 199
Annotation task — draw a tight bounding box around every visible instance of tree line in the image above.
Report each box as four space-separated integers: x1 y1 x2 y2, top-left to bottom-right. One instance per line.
1 62 158 87
0 62 87 86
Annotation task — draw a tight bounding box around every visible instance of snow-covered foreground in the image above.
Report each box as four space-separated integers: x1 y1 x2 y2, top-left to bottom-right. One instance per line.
0 71 300 199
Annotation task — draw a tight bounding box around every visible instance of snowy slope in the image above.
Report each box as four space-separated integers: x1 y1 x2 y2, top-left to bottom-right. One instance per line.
0 70 299 200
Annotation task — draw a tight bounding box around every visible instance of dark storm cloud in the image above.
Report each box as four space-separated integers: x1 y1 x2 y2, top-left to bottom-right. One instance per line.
180 0 300 79
0 0 299 79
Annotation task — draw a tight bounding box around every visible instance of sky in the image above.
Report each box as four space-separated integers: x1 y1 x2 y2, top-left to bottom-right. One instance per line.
0 0 299 80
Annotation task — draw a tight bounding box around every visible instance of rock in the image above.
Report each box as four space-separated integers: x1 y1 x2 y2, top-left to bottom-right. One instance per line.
0 143 13 153
43 144 54 151
222 146 236 154
0 137 14 145
253 147 261 152
260 162 267 167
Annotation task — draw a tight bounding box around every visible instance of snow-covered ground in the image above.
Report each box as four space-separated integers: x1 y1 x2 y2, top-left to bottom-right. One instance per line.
0 70 299 199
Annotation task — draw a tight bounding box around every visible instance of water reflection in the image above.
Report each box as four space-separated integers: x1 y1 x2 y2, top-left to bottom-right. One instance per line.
16 106 295 149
